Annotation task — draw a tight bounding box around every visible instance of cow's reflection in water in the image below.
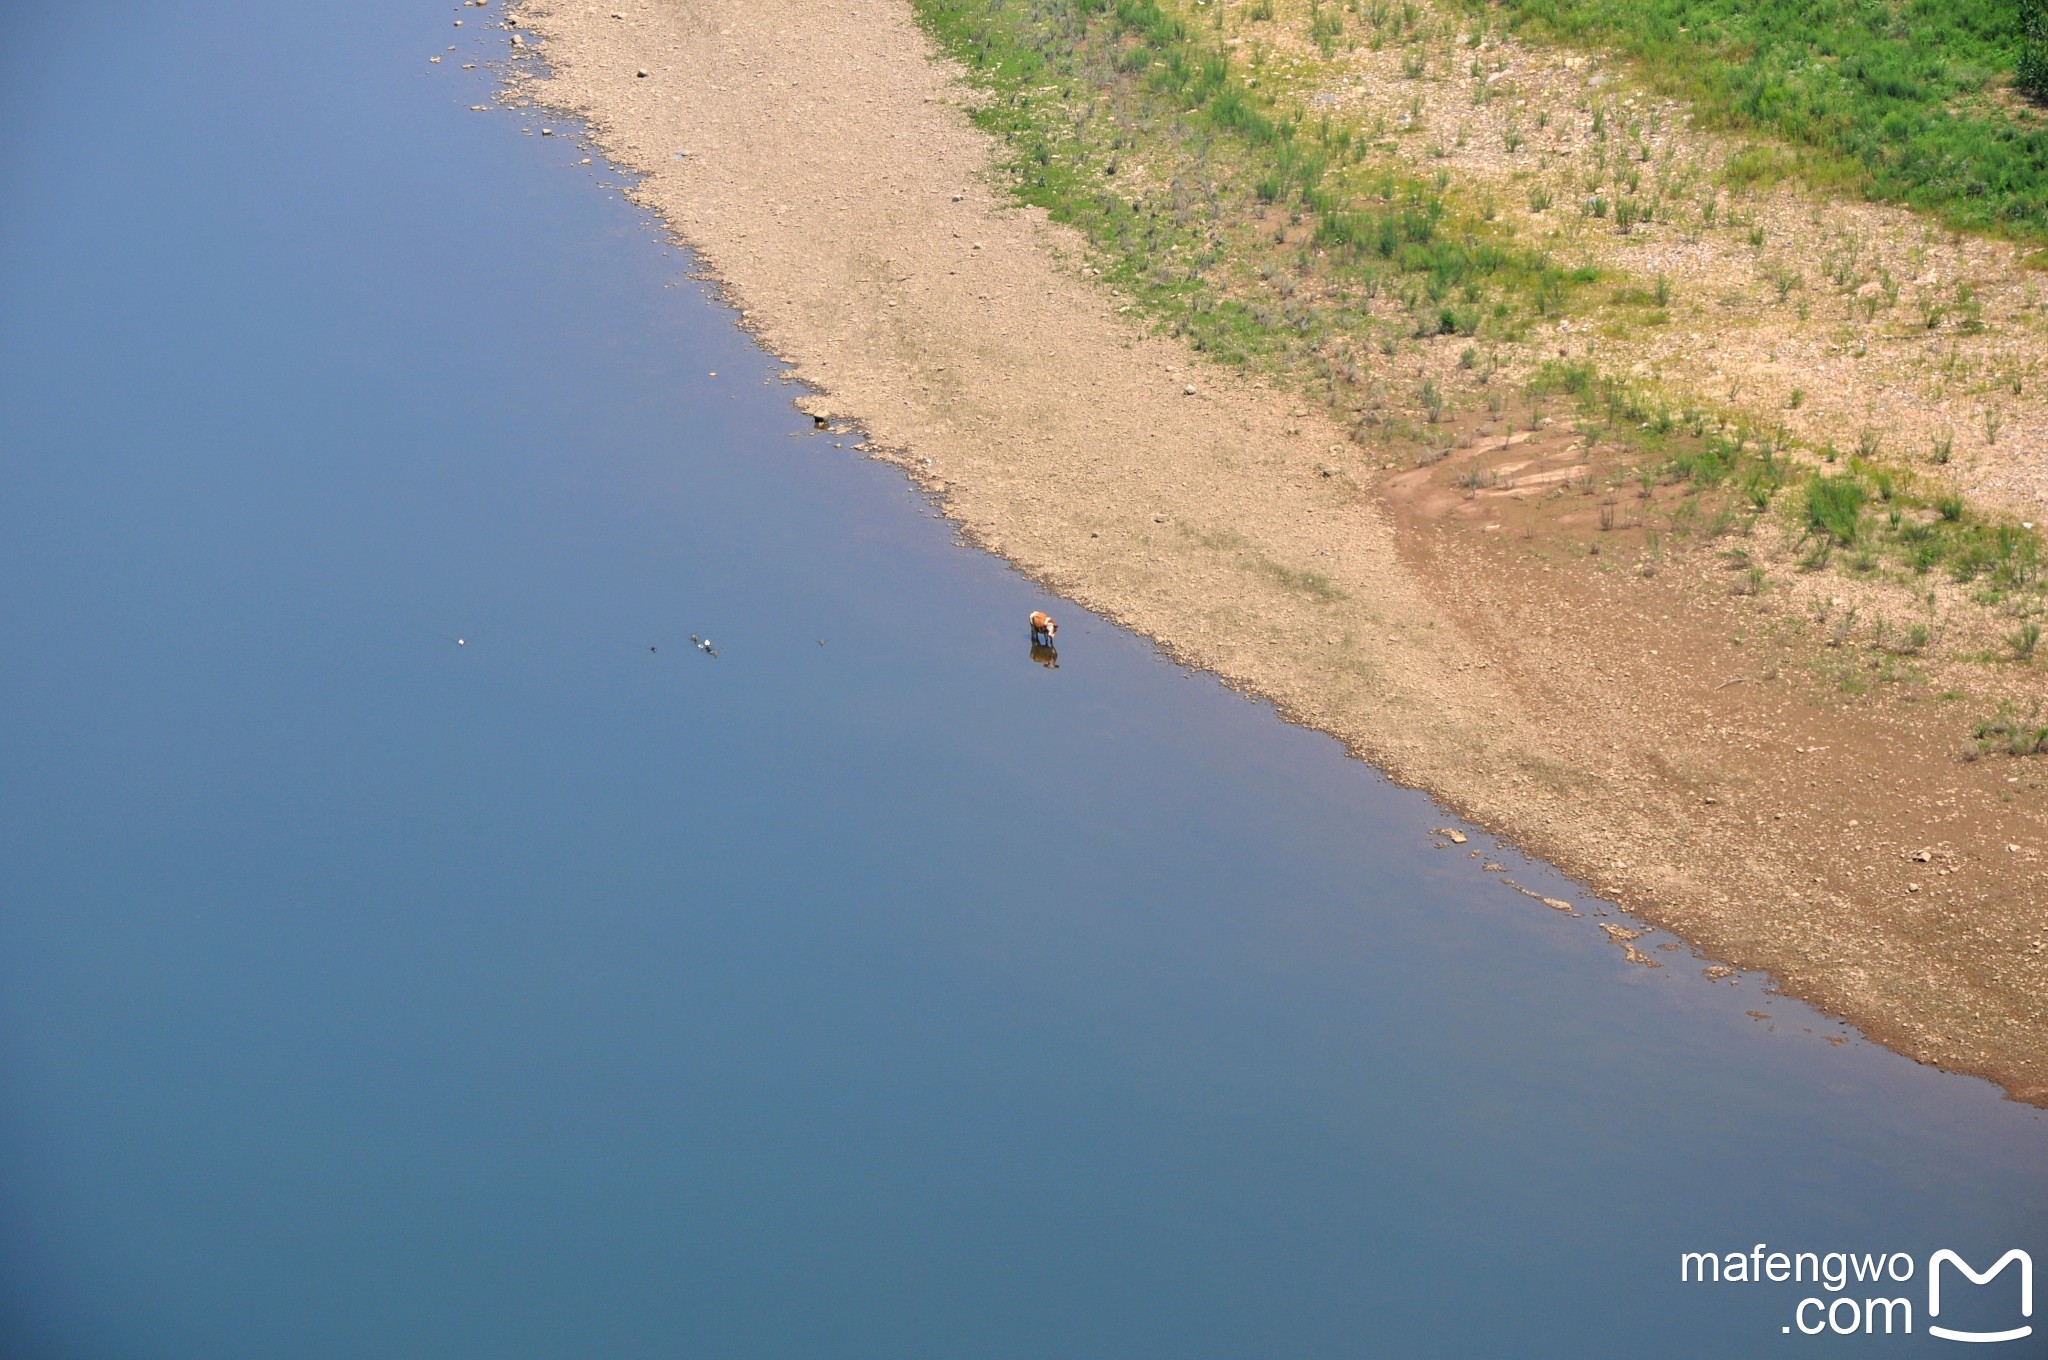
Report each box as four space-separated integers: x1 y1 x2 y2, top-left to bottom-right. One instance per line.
1030 642 1060 669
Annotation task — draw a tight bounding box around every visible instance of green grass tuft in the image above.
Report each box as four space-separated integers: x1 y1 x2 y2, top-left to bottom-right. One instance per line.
1803 473 1867 545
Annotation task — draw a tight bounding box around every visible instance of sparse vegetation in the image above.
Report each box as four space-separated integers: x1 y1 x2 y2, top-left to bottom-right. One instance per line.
1524 360 2046 602
1463 0 2048 241
1970 703 2048 757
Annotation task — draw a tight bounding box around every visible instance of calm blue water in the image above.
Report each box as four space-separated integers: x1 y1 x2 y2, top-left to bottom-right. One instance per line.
1 4 2042 1357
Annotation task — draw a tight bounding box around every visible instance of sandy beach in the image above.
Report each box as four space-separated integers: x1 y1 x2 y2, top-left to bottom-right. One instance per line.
502 0 2047 1102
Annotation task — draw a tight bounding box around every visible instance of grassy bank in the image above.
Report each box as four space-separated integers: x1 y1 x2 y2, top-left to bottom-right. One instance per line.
915 0 1600 375
1457 0 2048 242
912 0 2046 633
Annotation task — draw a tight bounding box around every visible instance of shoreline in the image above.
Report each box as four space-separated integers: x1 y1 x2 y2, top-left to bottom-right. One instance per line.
503 0 2046 1102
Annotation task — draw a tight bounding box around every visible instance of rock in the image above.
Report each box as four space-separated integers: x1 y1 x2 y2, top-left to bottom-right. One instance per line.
1910 849 1932 863
1183 383 1196 395
637 69 649 78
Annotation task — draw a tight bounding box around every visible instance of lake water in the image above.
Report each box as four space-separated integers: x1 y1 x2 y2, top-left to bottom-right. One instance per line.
1 4 2042 1356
